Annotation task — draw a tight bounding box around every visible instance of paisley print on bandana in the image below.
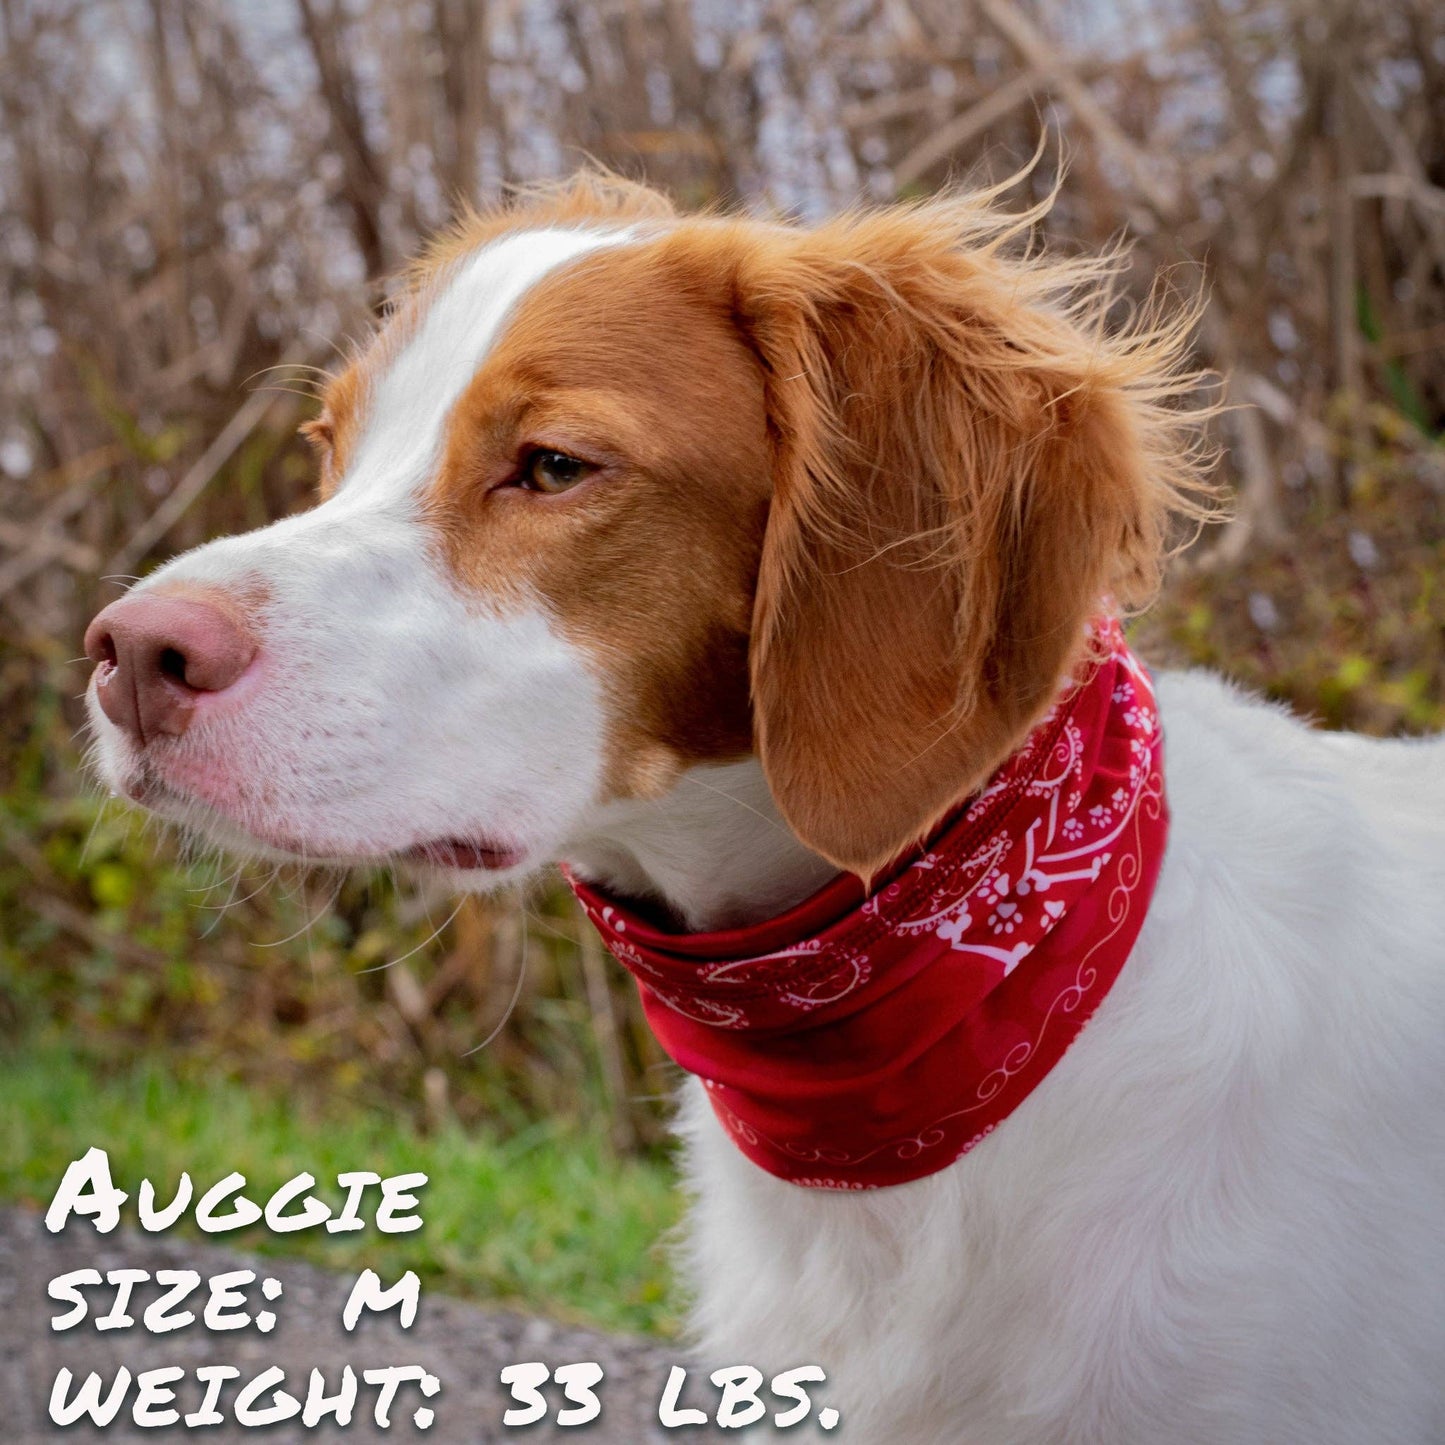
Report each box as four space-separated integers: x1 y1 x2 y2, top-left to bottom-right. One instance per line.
567 618 1169 1189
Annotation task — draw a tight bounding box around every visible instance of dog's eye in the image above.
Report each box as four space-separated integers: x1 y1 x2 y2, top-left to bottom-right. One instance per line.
518 449 593 494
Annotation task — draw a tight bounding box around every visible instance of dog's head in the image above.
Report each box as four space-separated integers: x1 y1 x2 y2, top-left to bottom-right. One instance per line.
85 174 1209 885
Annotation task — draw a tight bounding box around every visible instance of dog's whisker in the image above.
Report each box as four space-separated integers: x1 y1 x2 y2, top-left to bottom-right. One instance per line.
77 794 115 868
253 876 343 948
681 773 793 838
356 897 463 975
519 900 577 945
187 859 243 896
463 910 529 1057
198 866 248 937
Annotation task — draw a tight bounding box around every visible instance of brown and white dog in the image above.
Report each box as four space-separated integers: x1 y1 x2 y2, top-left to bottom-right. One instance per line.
85 176 1445 1444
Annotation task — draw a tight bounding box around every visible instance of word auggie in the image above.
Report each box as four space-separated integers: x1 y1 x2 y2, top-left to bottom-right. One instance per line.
44 1147 426 1235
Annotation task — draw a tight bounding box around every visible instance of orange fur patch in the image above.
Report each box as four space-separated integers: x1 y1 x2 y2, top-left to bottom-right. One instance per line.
429 230 775 800
305 360 368 498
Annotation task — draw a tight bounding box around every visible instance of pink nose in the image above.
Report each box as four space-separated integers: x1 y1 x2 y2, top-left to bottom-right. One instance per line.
84 592 257 745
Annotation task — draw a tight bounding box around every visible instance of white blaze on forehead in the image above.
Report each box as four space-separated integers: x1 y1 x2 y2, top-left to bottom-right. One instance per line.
342 226 635 504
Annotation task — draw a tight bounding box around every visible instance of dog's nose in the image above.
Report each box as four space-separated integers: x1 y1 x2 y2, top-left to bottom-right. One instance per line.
84 593 257 744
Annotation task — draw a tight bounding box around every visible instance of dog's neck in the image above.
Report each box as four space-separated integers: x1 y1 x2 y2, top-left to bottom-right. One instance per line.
561 759 839 934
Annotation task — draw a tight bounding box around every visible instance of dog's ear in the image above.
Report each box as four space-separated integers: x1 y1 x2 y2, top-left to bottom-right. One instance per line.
737 200 1212 877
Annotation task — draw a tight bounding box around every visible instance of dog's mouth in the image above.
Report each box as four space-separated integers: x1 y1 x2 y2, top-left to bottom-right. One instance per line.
111 766 525 874
397 838 523 872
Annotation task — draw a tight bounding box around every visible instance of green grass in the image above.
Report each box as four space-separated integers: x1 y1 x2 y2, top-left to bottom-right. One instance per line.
0 1036 683 1337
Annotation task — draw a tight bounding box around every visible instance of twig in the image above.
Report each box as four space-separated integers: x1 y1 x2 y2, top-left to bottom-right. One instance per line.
978 0 1180 219
892 70 1041 191
107 342 315 576
578 921 637 1154
0 518 97 574
0 819 166 970
27 890 169 971
1204 373 1281 566
0 447 119 602
1349 172 1445 218
1330 76 1362 506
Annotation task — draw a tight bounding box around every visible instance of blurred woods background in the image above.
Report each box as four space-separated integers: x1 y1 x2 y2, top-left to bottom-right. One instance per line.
2 0 1442 1179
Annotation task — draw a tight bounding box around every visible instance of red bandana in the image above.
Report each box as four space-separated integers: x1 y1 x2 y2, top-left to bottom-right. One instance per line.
567 620 1168 1190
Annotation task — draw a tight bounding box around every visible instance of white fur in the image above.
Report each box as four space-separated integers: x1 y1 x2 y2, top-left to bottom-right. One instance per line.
664 674 1445 1443
562 760 838 931
344 227 633 505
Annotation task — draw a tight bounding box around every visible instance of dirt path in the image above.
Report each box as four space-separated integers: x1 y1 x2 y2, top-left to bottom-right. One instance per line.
0 1204 687 1442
